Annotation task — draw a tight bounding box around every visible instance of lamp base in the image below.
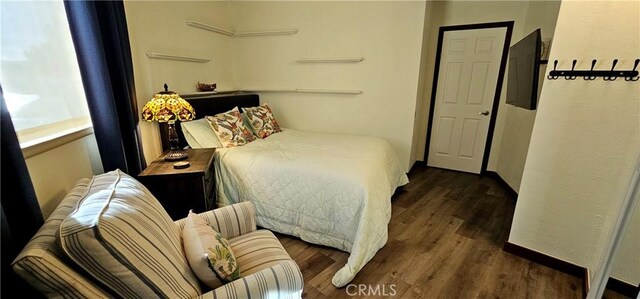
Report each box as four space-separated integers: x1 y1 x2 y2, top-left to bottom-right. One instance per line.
164 150 189 161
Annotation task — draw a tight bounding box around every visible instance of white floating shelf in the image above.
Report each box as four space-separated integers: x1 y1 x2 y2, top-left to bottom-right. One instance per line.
146 52 210 63
240 88 362 95
296 89 363 95
179 89 239 98
185 20 234 36
186 20 297 38
296 57 365 63
233 29 298 37
240 88 297 93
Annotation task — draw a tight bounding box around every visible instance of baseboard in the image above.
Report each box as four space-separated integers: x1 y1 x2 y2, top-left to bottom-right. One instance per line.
606 277 640 298
408 160 426 175
503 242 589 298
503 242 586 277
486 171 518 200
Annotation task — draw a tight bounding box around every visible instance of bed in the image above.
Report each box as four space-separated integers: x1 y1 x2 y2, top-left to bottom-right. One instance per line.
163 92 409 287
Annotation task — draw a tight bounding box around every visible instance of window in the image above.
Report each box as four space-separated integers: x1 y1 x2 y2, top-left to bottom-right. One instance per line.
0 0 91 149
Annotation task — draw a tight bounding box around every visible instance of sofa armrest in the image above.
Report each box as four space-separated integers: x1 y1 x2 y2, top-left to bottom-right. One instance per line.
197 260 303 299
175 202 257 239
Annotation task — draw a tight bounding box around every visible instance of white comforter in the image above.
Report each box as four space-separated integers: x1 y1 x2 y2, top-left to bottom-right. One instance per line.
214 129 408 287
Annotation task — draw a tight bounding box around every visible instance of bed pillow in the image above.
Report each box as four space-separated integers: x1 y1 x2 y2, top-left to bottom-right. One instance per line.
242 103 282 139
181 118 223 148
183 210 241 289
59 170 201 298
206 107 256 148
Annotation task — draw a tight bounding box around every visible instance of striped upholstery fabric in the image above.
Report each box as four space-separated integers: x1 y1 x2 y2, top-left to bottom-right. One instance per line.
174 201 256 239
12 178 111 299
182 210 240 289
199 260 303 299
229 230 292 276
59 170 201 298
176 203 303 299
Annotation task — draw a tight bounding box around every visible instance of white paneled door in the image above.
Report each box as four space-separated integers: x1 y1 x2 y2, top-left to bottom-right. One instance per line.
427 27 507 174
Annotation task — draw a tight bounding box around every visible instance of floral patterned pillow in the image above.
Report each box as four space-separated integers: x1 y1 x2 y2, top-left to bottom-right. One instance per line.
206 233 241 283
206 107 256 148
242 104 282 139
182 211 241 289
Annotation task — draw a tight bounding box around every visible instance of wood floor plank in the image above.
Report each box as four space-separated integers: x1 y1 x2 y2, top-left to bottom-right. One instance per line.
276 166 585 298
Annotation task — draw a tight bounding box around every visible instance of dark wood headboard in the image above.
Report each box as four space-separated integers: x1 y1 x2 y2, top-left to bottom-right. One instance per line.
159 92 260 150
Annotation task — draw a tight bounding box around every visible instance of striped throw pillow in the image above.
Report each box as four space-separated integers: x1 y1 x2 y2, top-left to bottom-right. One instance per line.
59 170 201 298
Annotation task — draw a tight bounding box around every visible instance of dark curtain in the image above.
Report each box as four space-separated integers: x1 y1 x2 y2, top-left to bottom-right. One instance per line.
64 0 145 175
1 86 45 298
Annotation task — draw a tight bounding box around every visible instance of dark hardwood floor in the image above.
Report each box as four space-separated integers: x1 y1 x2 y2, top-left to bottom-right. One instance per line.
276 164 587 298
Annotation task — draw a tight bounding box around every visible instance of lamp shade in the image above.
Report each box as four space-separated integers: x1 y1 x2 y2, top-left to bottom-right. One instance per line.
141 84 195 123
141 84 194 161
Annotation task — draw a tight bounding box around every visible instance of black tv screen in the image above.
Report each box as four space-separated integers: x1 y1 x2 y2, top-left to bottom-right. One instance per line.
506 29 541 110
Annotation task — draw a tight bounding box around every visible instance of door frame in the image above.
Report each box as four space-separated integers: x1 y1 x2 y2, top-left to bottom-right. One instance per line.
424 21 514 174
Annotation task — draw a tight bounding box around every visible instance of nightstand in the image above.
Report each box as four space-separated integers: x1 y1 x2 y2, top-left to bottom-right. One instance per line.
138 148 215 220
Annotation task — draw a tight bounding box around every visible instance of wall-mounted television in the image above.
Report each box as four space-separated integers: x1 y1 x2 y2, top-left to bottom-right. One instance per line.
506 29 541 110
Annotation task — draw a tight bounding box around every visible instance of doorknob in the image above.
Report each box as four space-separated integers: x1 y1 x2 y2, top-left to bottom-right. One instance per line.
479 110 490 116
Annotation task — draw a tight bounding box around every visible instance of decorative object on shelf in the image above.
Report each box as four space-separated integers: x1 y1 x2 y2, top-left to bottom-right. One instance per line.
197 82 217 92
141 84 196 161
185 20 298 37
146 52 210 63
547 59 639 81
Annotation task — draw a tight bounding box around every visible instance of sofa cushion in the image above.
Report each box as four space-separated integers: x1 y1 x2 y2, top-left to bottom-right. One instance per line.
59 169 201 298
183 210 240 289
228 230 292 276
12 178 112 299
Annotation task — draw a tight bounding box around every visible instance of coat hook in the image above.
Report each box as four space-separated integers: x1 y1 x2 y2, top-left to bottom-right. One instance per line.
547 60 558 80
584 59 597 80
604 59 618 81
625 59 639 81
566 59 577 80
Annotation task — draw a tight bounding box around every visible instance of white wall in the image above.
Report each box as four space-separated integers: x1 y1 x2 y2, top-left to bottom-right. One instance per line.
25 135 102 218
413 1 527 169
610 203 639 285
496 1 561 192
410 1 435 166
229 1 426 171
124 1 236 162
412 1 560 181
508 0 640 285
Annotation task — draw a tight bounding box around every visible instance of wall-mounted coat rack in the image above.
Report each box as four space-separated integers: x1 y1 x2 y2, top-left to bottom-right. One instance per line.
186 20 298 38
547 59 639 81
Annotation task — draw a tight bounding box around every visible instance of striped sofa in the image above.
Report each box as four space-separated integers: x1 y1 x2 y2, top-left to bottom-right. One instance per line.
12 170 303 298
